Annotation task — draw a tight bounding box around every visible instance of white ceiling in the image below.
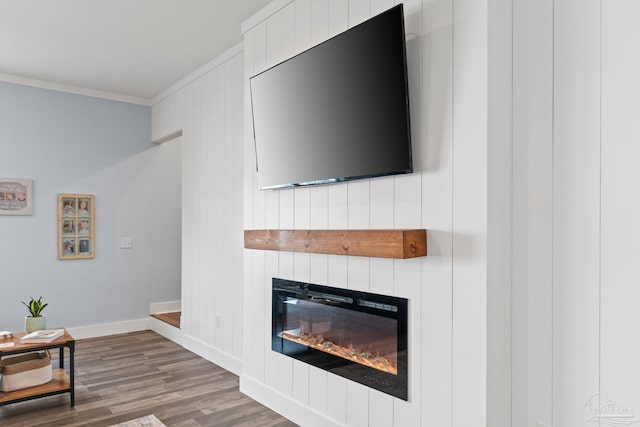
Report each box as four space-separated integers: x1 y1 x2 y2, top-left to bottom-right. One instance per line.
0 0 274 103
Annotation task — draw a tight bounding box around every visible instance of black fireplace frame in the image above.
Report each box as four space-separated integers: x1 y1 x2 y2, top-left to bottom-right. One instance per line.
272 277 408 400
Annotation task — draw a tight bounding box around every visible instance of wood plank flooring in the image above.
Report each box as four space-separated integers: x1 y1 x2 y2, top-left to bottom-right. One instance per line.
151 312 181 329
0 331 297 427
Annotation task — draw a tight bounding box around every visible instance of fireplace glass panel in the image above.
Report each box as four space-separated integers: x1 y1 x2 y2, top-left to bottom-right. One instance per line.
272 278 408 400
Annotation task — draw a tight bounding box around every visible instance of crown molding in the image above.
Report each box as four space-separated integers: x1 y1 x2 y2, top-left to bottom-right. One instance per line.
0 73 153 106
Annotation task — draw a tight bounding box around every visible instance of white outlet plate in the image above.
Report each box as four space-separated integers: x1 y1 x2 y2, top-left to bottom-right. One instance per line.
120 237 133 249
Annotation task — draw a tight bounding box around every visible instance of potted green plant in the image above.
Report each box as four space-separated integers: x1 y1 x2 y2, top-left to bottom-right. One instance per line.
22 296 48 333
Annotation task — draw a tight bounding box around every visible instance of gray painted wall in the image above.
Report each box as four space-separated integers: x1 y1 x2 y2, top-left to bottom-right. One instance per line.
0 82 181 332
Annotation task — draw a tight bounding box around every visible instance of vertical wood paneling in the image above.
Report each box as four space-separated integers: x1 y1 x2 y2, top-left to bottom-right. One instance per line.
369 389 394 427
326 373 348 424
371 0 394 15
511 0 553 425
347 180 370 229
176 1 640 426
266 13 281 68
309 186 329 281
240 1 491 426
183 83 195 334
420 0 454 424
223 57 238 353
214 67 225 347
452 0 488 425
328 0 348 37
294 188 311 230
309 366 328 415
278 353 294 397
328 184 348 289
370 176 394 229
252 248 267 383
553 1 601 426
487 0 512 423
280 4 296 59
601 0 640 419
349 0 371 27
232 52 245 359
280 191 294 229
292 360 310 406
327 254 348 289
328 185 348 228
346 382 370 427
347 179 370 294
175 41 246 373
395 0 423 230
264 251 279 390
205 70 216 346
193 75 207 338
264 181 284 390
295 0 312 54
252 21 268 231
370 258 394 295
244 22 256 232
250 22 268 387
312 0 330 43
243 27 256 382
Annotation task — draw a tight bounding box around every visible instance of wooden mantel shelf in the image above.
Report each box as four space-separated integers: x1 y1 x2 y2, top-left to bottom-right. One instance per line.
244 229 427 259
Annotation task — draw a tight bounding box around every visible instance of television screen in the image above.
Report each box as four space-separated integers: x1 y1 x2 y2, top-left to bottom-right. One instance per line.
250 4 412 190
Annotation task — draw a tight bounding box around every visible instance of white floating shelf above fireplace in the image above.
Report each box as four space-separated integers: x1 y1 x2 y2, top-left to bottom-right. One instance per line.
243 229 427 259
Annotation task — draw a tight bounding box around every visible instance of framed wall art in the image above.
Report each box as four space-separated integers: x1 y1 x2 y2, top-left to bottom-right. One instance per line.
58 194 95 259
0 177 33 215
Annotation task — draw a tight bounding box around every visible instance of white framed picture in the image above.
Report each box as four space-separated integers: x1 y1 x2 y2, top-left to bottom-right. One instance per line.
0 177 33 215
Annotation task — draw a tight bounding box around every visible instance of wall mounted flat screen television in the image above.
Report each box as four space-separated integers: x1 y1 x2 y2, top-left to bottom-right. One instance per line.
250 4 412 190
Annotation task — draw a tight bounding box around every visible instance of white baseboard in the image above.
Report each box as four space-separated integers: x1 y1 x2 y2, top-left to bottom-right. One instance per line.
240 375 342 427
149 300 181 315
149 317 242 376
149 316 184 343
67 318 150 340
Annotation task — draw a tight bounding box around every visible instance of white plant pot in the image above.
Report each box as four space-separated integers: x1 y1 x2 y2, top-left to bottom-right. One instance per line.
25 315 46 333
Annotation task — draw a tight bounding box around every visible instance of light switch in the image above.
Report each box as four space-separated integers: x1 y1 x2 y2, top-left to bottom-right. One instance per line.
120 237 133 249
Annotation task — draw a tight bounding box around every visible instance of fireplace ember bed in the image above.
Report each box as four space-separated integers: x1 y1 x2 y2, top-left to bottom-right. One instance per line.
272 278 408 400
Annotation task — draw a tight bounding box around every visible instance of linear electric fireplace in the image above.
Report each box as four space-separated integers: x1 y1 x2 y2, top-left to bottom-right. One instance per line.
272 278 408 400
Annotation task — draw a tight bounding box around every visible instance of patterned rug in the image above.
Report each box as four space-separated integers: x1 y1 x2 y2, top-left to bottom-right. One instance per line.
110 414 166 427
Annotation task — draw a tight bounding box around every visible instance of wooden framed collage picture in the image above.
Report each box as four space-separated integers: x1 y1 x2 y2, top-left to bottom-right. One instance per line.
58 194 95 259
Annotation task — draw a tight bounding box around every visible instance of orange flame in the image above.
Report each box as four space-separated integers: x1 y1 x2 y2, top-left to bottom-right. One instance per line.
280 331 397 375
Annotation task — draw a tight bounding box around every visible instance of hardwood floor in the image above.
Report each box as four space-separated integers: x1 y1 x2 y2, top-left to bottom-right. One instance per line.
0 331 297 427
151 312 181 329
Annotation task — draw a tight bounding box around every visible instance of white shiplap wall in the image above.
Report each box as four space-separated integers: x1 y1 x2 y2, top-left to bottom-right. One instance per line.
241 1 500 426
182 52 245 368
601 1 640 425
512 0 640 426
151 50 245 373
150 0 640 425
553 1 601 425
512 0 554 425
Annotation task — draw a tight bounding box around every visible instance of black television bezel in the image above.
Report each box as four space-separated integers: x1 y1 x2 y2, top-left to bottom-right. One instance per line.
249 4 412 190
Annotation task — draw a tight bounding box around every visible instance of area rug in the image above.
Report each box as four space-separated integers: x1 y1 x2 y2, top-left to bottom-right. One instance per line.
109 414 166 427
